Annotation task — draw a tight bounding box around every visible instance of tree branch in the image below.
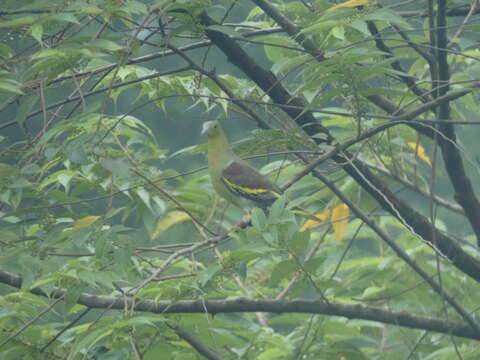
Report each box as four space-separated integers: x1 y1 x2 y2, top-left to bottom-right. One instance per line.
199 12 332 143
366 21 431 103
0 269 479 341
167 324 225 360
436 0 480 246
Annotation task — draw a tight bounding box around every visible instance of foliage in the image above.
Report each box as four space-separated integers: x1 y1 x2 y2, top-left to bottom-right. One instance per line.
1 0 480 359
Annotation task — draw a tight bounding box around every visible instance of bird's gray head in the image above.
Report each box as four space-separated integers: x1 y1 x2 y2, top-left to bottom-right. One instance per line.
201 121 222 138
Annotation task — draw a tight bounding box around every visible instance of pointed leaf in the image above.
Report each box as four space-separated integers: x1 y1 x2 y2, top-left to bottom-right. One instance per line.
251 207 267 230
407 141 432 166
151 210 191 239
299 209 330 232
332 204 349 242
73 215 101 229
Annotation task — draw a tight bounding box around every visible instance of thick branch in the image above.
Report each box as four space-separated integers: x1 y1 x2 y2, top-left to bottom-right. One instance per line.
436 0 480 246
0 270 479 341
249 0 325 60
199 12 332 143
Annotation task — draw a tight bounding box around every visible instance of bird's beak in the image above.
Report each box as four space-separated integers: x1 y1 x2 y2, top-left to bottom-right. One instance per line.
201 121 212 136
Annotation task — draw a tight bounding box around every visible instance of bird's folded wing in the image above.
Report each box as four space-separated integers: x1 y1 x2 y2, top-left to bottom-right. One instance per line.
221 159 280 205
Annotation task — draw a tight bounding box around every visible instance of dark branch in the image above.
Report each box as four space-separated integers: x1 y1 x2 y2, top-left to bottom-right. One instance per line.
199 12 332 143
436 0 480 246
366 21 431 103
167 325 225 360
0 269 479 341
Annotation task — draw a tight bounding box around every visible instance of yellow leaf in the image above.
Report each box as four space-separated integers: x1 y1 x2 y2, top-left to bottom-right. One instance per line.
407 141 432 166
151 211 191 239
332 204 349 242
325 0 368 12
73 216 101 229
299 210 330 232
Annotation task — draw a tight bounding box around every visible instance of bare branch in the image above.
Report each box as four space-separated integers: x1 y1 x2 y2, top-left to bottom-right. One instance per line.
0 269 479 341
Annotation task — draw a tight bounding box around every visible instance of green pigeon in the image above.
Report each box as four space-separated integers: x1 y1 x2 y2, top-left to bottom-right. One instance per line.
202 121 281 208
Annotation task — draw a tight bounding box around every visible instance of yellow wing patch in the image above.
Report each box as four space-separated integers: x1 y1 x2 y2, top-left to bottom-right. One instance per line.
222 176 270 195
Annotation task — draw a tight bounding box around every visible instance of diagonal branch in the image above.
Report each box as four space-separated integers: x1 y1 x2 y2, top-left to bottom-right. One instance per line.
199 12 332 143
167 324 225 360
365 161 464 215
366 21 431 103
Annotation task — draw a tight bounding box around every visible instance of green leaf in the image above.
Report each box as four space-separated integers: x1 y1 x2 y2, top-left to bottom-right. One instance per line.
270 259 297 284
363 8 413 30
331 26 345 40
136 188 152 210
269 195 286 223
71 326 113 356
114 247 132 274
304 257 325 273
101 158 130 178
67 144 88 164
0 16 36 28
198 264 221 287
207 25 239 37
31 23 43 44
289 230 310 257
90 39 124 52
65 284 86 313
95 233 110 259
0 79 24 95
49 12 79 24
144 343 174 360
349 20 369 35
16 95 38 128
0 44 14 58
251 207 267 230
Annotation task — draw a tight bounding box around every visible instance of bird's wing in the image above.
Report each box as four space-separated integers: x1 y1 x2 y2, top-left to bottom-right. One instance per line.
221 159 281 206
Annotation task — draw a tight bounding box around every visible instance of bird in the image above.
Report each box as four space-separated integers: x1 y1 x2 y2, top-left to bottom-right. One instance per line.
202 120 281 209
